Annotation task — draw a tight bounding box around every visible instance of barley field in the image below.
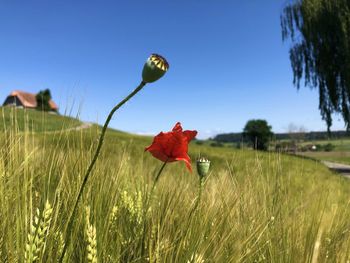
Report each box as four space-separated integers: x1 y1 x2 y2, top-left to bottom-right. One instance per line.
1 108 350 262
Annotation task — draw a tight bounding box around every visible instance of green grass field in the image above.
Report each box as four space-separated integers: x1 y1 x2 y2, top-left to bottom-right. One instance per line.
298 138 350 164
300 151 350 165
0 106 81 132
1 109 350 262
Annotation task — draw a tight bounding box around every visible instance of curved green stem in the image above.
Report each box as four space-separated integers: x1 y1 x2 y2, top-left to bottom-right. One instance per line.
140 160 168 258
188 177 204 221
147 161 168 206
59 81 147 262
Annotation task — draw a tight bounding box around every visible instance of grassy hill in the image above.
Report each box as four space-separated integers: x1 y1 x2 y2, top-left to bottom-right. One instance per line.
1 111 350 262
0 106 82 132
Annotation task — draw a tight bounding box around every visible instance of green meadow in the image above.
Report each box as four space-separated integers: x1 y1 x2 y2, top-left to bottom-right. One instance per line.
0 106 81 132
1 108 350 262
299 139 350 165
301 151 350 165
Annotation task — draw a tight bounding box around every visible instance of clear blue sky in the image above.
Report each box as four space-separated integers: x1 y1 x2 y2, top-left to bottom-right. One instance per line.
0 0 345 139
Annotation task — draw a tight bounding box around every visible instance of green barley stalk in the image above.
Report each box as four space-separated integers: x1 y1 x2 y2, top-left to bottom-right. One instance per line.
54 231 64 262
25 200 53 263
108 205 119 232
85 206 98 263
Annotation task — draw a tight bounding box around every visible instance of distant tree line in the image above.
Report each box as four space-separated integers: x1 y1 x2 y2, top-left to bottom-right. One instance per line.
213 130 350 143
213 133 243 143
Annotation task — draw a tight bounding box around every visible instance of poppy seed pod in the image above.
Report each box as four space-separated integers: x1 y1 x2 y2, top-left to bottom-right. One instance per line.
142 54 169 83
196 158 210 178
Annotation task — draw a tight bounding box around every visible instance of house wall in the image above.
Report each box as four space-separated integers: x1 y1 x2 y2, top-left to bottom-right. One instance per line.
3 96 24 107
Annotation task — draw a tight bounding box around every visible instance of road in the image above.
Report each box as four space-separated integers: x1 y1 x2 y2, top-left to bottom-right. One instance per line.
322 161 350 179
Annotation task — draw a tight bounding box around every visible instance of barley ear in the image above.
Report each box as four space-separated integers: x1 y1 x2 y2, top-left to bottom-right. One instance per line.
85 206 98 263
25 200 53 263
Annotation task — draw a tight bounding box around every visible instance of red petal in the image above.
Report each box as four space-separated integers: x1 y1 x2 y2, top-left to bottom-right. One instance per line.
175 154 192 172
145 131 179 162
172 122 183 132
183 130 197 142
145 122 196 172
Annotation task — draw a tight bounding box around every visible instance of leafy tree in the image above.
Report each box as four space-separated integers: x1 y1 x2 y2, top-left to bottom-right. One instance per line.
281 0 350 132
243 119 273 150
36 89 52 111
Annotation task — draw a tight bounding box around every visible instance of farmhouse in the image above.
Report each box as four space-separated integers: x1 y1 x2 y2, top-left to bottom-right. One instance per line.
3 90 59 112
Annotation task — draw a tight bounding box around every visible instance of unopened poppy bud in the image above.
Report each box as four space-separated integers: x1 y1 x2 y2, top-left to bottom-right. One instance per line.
196 158 210 178
142 54 169 83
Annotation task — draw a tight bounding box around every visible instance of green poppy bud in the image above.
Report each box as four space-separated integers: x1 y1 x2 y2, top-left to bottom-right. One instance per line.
196 158 211 178
142 54 169 83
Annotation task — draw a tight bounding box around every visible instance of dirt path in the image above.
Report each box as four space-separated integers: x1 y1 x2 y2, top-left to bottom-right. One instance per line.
322 161 350 179
39 122 93 134
65 122 93 131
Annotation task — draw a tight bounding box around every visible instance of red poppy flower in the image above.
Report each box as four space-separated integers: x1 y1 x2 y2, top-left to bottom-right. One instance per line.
145 122 197 172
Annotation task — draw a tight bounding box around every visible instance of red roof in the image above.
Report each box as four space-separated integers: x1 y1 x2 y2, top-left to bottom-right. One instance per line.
10 90 59 110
